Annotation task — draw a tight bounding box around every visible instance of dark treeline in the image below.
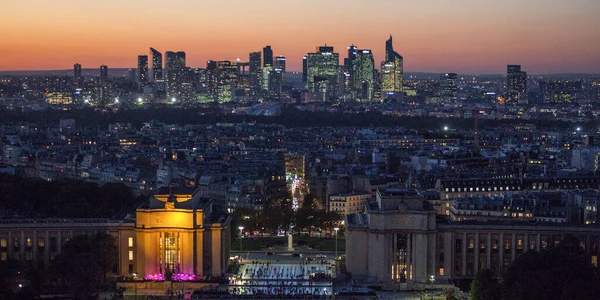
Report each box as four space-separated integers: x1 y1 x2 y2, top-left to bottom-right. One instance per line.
0 106 593 131
0 173 146 219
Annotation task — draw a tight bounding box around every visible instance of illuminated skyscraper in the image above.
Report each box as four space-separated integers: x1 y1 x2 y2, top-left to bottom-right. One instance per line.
96 65 111 106
150 48 163 81
507 65 527 102
275 56 286 80
73 63 83 89
381 35 403 96
306 45 340 101
249 52 262 90
439 73 458 104
343 45 359 99
165 51 186 101
137 55 149 87
355 49 375 100
263 46 273 67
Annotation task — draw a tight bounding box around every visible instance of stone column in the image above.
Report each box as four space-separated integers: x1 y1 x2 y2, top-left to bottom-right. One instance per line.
44 231 50 269
7 232 12 258
536 234 541 251
511 234 516 263
486 233 491 269
474 233 479 271
406 233 411 280
462 232 467 276
498 233 504 273
524 234 529 252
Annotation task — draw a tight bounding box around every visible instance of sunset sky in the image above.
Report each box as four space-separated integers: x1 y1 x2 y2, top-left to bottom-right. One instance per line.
1 0 599 74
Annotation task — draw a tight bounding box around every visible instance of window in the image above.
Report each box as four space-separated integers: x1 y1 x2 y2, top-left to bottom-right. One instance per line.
439 268 445 276
0 238 6 248
26 238 32 247
468 239 474 249
38 238 45 248
592 256 598 267
517 239 523 249
129 250 134 261
128 237 134 248
25 252 32 261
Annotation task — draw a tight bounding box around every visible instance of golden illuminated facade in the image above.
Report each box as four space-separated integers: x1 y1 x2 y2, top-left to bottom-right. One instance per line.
0 189 231 280
134 190 231 279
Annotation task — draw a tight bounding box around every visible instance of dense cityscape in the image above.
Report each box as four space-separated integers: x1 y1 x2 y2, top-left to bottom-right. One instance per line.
2 1 600 299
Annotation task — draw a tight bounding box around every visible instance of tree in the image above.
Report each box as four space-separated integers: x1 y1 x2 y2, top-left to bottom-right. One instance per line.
502 235 600 300
470 269 500 300
54 233 118 299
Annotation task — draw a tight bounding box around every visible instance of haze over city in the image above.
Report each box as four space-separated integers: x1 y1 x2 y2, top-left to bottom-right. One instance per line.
2 0 600 74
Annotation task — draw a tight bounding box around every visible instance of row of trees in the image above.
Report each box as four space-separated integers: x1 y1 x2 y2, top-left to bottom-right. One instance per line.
231 195 342 238
470 235 600 300
0 233 117 300
0 173 146 218
0 105 589 131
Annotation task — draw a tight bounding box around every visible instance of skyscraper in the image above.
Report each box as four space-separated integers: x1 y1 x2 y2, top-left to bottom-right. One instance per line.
306 45 340 101
263 46 273 67
165 51 186 100
439 73 458 104
343 45 359 99
275 56 286 77
302 56 308 88
137 55 149 87
355 49 375 101
100 65 108 82
507 65 527 102
381 35 403 96
150 48 163 81
249 52 262 91
73 63 83 89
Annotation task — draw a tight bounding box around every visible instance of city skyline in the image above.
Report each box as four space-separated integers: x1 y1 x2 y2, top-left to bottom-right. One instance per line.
2 0 600 74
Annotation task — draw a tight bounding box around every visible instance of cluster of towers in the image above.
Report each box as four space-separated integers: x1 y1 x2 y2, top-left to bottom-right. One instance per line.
71 36 405 106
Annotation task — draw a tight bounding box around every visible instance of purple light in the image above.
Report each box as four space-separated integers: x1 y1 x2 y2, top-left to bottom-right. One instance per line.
144 273 198 281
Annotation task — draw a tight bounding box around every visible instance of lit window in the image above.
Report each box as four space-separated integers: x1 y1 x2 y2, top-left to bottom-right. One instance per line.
26 238 32 247
129 250 134 261
592 256 598 267
439 268 445 276
128 237 134 248
38 238 45 247
0 238 6 248
0 252 6 261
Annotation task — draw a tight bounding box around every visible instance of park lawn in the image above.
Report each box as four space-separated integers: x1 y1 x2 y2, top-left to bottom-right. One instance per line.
230 236 346 252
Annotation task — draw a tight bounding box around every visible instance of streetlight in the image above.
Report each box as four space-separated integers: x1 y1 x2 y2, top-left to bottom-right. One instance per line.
238 226 244 261
333 227 339 260
132 272 138 300
443 126 449 131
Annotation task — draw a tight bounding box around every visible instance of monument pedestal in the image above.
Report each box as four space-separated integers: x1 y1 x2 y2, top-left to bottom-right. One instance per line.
287 234 294 251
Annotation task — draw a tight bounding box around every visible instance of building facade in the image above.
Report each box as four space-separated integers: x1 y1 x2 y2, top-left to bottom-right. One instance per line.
0 189 231 280
346 188 600 284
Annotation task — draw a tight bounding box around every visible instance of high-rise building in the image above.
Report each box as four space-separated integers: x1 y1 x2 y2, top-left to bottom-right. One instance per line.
150 48 163 81
306 45 340 101
137 55 149 87
263 46 273 67
439 73 458 103
100 65 108 82
217 61 239 87
206 60 218 95
96 65 111 106
275 56 286 80
269 69 283 98
540 80 582 103
343 45 359 99
165 51 186 100
355 49 375 100
73 63 83 89
249 52 262 90
507 65 527 102
381 35 403 97
302 56 308 88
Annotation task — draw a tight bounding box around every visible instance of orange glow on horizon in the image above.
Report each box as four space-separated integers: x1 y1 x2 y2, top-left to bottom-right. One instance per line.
1 0 599 74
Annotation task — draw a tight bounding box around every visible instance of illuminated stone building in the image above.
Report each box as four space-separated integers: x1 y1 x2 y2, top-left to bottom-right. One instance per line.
346 188 600 284
134 189 231 278
0 188 231 280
